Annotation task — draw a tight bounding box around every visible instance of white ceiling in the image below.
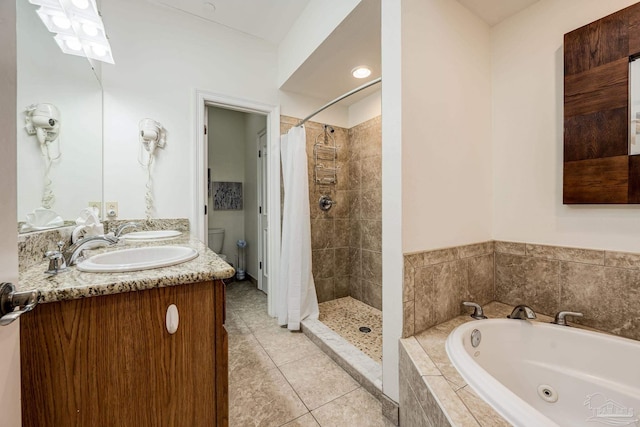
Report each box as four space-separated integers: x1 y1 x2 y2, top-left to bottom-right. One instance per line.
148 0 539 106
456 0 540 26
280 0 381 107
152 0 310 44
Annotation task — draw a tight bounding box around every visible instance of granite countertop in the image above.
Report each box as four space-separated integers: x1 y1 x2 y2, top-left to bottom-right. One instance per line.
17 235 235 303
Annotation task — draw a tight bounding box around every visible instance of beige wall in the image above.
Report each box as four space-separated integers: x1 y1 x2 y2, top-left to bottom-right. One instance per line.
401 0 493 253
492 0 640 252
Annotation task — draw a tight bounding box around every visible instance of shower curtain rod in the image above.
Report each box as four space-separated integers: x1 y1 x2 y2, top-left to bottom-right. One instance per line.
295 77 382 127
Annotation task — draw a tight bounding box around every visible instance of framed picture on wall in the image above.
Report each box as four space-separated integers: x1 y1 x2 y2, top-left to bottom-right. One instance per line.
213 181 243 210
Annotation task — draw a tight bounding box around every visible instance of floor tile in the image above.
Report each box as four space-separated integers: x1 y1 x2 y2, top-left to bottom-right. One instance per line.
279 352 359 410
229 333 277 384
281 413 320 427
236 306 280 332
229 366 308 427
226 310 252 335
227 281 390 427
311 388 389 427
253 325 324 366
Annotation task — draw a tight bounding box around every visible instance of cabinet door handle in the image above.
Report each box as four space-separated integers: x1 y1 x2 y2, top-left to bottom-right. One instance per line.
166 304 179 334
0 282 40 326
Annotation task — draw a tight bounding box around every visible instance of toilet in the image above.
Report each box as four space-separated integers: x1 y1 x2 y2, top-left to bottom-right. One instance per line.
208 228 227 262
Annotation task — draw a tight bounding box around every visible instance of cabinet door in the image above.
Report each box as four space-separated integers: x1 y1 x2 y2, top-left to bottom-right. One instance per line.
21 282 221 427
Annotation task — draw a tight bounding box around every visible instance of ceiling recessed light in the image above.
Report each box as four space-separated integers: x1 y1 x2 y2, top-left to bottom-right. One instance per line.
71 0 90 10
51 15 71 30
351 66 371 79
65 38 83 51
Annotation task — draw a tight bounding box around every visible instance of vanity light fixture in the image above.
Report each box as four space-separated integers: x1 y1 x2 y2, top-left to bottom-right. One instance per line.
351 66 372 79
29 0 114 64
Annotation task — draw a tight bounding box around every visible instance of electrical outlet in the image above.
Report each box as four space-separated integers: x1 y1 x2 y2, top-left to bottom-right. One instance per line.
88 202 102 218
106 202 118 219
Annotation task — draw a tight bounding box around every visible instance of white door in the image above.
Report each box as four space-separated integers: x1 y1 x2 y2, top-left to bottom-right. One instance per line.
1 1 22 422
203 107 210 248
257 130 269 293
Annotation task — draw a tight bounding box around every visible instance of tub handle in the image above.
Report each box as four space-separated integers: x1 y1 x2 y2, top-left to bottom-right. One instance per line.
552 311 583 326
462 301 487 320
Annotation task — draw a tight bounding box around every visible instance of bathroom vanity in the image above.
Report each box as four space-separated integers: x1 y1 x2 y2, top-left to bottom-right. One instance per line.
16 236 234 427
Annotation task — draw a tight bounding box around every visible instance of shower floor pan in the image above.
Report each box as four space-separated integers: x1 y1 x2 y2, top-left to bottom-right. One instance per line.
301 297 383 403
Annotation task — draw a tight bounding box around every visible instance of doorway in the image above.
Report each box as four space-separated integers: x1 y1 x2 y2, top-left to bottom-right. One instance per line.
194 90 280 316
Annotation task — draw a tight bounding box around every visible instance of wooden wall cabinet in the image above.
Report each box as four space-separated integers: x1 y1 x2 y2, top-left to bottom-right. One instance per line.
564 2 640 203
20 280 228 427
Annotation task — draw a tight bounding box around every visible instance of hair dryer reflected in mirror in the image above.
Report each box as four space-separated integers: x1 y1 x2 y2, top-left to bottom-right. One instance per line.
24 103 62 209
25 103 61 150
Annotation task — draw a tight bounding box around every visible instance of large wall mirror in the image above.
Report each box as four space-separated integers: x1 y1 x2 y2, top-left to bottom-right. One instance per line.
17 0 103 232
563 2 640 204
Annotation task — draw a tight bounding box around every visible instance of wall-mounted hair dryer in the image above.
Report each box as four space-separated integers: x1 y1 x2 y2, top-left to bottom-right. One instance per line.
138 118 167 219
139 118 166 158
25 103 61 145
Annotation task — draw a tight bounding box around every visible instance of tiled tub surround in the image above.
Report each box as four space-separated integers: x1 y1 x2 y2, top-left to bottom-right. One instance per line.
404 240 640 342
281 116 382 309
494 241 640 341
18 218 190 271
399 302 516 427
403 241 494 338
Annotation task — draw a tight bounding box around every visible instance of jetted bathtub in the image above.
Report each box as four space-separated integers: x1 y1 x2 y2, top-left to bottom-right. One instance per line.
445 318 640 427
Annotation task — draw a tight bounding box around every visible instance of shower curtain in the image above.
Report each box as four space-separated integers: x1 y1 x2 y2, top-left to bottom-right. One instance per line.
278 125 319 331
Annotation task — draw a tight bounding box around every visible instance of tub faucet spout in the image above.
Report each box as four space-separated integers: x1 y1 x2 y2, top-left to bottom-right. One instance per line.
552 311 583 326
508 305 536 320
462 301 487 320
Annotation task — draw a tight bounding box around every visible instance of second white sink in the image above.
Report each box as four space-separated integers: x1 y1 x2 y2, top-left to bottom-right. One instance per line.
77 246 198 273
121 230 182 241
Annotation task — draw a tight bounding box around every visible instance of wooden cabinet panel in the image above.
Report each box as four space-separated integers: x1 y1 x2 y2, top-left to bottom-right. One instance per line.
564 156 629 204
563 3 640 204
564 10 628 75
564 107 628 161
628 6 640 55
564 58 628 118
20 281 227 427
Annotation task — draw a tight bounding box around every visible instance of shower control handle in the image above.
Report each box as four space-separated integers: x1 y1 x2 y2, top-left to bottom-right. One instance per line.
318 195 336 211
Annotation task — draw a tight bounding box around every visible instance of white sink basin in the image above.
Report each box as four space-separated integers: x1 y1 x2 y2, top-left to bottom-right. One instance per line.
121 230 182 241
77 246 198 273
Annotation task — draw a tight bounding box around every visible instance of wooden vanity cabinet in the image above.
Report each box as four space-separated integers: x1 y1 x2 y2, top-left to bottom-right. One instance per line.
20 280 228 427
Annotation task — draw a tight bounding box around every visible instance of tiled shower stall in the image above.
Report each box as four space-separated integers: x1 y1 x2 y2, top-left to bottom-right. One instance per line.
281 115 382 310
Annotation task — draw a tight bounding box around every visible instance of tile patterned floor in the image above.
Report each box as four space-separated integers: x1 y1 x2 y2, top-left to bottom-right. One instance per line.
226 281 393 427
318 297 383 363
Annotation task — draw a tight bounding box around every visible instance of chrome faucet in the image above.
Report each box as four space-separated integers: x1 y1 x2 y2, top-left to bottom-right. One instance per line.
508 305 537 320
462 301 487 320
114 222 139 237
552 311 583 326
62 235 119 266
